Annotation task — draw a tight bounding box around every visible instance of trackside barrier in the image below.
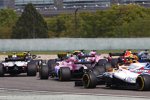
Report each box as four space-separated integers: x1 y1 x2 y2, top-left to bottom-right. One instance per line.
0 38 149 51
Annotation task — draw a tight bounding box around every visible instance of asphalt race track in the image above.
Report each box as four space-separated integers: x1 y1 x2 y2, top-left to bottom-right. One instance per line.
0 55 150 98
0 73 150 98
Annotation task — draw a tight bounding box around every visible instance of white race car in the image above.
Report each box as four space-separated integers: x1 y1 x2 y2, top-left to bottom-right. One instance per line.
79 62 150 91
0 54 37 76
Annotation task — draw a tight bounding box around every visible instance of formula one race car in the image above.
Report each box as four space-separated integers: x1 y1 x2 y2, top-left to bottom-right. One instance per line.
109 50 139 65
75 62 150 91
57 50 86 60
39 50 108 81
109 50 150 65
0 52 38 76
137 50 150 62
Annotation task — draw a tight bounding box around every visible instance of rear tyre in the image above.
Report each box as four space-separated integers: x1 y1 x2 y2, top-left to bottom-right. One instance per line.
93 59 107 76
39 64 49 79
97 59 107 66
27 61 37 76
136 74 150 91
93 66 105 76
110 58 118 68
82 72 97 88
0 63 4 77
47 59 56 73
58 67 71 81
33 60 42 72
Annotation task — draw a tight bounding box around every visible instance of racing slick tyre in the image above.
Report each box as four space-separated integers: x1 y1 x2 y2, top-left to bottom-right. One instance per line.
34 60 42 72
58 67 71 81
27 61 37 76
82 72 97 88
136 74 150 91
0 63 4 77
93 66 105 76
47 59 56 73
39 64 49 79
97 59 108 66
110 58 118 68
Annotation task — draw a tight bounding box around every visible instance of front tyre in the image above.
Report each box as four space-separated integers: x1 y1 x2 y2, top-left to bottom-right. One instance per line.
58 67 71 81
97 59 107 66
82 72 97 88
27 61 37 76
136 74 150 91
39 64 49 79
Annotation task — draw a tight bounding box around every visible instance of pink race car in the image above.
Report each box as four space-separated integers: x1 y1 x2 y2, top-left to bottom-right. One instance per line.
39 50 108 81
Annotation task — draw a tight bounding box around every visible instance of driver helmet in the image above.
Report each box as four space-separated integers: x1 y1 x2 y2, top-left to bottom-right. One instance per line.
124 49 132 57
12 52 17 58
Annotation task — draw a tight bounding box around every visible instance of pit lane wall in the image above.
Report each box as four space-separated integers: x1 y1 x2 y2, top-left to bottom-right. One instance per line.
0 38 149 51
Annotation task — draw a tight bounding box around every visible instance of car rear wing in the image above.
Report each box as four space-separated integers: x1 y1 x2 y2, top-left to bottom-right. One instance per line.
5 57 25 62
57 53 67 59
109 52 138 57
109 53 124 57
78 55 95 59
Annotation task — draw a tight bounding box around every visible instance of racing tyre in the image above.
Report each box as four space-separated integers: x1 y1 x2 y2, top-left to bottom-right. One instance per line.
110 58 118 68
58 67 71 81
136 74 150 91
39 64 49 79
83 72 97 88
0 63 4 77
27 61 37 76
93 66 105 76
32 60 41 72
97 59 108 66
47 59 56 73
32 60 39 66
